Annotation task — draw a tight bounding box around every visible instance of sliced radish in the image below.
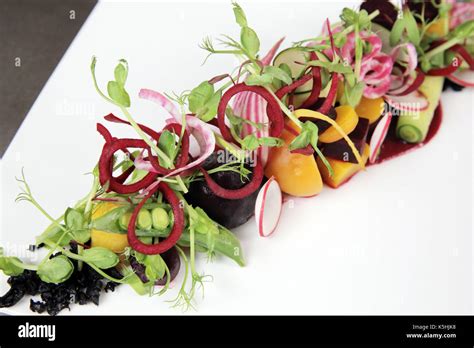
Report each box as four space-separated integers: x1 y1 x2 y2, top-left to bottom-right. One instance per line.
369 111 392 164
384 90 429 112
255 177 282 237
447 69 474 87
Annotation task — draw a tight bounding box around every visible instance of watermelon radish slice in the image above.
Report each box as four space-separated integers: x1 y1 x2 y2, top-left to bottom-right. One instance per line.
384 90 429 112
369 111 393 164
255 177 282 237
447 70 474 87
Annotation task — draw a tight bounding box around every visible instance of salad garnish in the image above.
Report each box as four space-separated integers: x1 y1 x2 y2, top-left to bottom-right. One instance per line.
1 0 473 315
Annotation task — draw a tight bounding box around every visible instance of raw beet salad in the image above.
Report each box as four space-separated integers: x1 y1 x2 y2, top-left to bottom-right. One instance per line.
1 0 473 315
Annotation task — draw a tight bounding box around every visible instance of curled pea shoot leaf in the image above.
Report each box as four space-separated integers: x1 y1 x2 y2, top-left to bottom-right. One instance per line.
241 134 284 151
241 134 260 151
107 81 131 107
232 1 247 28
263 66 292 85
144 254 167 282
288 121 318 151
114 59 128 86
189 81 213 112
403 9 420 46
245 73 273 86
340 8 371 30
307 60 353 74
37 255 74 284
449 20 474 41
0 248 25 276
65 207 90 244
258 137 284 147
390 16 405 47
241 26 260 58
343 81 365 108
82 247 119 269
188 81 222 121
158 130 178 166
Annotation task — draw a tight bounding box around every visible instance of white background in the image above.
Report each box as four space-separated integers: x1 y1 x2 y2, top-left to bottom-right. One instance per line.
1 0 473 315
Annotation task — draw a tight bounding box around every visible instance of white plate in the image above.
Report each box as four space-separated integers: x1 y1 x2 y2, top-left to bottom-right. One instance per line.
1 0 473 315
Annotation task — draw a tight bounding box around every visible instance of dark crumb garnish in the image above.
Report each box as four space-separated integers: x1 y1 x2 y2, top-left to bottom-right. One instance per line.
0 245 122 316
443 78 465 92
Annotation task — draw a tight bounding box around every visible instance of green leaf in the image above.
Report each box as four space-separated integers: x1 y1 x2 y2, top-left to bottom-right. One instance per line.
245 73 273 86
0 248 25 276
241 134 260 151
264 66 292 85
278 63 292 77
307 60 352 74
258 137 284 147
344 81 365 107
107 81 131 107
37 256 74 284
340 8 358 26
65 208 84 231
82 247 119 269
35 224 70 246
390 17 405 47
240 27 260 58
403 9 420 45
200 90 221 122
143 254 166 282
232 2 247 28
449 20 474 40
114 60 128 86
189 81 214 113
65 207 90 244
158 130 178 166
302 121 319 150
288 131 311 151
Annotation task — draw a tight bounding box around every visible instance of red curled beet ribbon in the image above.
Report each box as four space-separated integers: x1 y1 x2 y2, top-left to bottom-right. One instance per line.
128 182 184 255
450 44 474 71
301 52 323 108
275 74 313 100
199 157 264 200
97 134 158 194
217 83 284 143
391 68 425 96
426 44 473 76
105 113 190 174
317 72 339 115
144 123 190 175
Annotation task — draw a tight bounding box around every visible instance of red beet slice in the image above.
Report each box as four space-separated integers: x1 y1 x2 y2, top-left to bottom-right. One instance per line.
301 52 322 108
317 73 339 115
98 137 158 194
217 83 284 143
128 182 184 255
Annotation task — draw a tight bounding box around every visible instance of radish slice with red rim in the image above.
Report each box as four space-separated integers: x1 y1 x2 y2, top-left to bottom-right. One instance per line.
369 111 393 164
447 69 474 87
255 177 282 237
384 90 429 112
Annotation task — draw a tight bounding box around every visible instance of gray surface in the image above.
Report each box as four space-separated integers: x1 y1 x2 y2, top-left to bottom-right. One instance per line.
0 0 97 157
